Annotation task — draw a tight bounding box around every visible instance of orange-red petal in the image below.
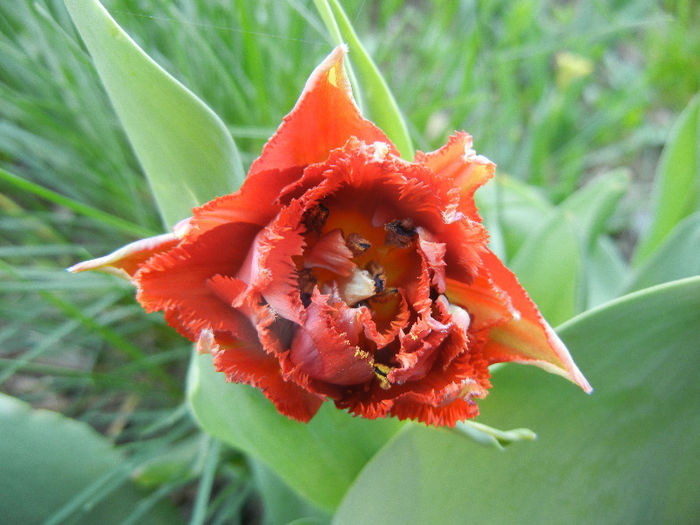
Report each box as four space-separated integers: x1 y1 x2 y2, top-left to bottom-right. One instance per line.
416 131 495 221
289 292 375 385
247 46 398 178
67 231 181 279
478 250 593 392
212 333 323 423
135 222 260 342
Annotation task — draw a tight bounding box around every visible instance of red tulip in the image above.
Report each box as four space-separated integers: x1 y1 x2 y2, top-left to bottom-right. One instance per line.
70 46 591 427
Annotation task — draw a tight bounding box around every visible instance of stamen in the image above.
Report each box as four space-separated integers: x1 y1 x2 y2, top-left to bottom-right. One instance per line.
384 218 417 248
303 203 329 233
365 260 387 294
369 287 398 304
298 268 316 307
346 232 371 256
373 362 392 390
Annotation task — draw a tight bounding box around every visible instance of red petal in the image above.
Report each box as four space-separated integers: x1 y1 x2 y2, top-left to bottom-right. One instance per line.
388 316 449 384
389 396 480 427
248 46 398 178
289 293 375 385
212 334 323 423
303 229 355 277
188 166 303 238
441 219 490 285
135 222 260 342
479 250 593 392
362 290 411 348
417 233 447 293
236 201 307 323
445 272 516 333
415 131 495 220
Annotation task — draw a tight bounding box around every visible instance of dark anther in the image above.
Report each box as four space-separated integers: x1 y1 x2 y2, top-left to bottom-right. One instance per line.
370 287 398 304
298 268 316 307
373 362 392 390
429 287 440 301
365 260 387 294
384 218 416 248
302 203 329 233
373 364 389 377
345 232 371 256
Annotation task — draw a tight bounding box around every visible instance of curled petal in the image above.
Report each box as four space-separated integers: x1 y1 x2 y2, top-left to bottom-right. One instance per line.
415 131 495 221
248 46 398 178
303 229 355 277
67 231 181 279
236 202 307 323
135 223 259 342
417 232 447 293
389 317 449 384
290 293 375 385
478 250 593 393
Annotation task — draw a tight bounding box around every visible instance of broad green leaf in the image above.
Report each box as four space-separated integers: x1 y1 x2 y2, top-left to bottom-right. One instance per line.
0 393 180 524
313 0 414 159
625 211 700 293
634 94 700 264
64 0 244 228
187 353 402 511
334 277 700 524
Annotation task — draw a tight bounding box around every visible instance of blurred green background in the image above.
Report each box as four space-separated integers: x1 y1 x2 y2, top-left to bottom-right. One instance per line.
1 0 698 523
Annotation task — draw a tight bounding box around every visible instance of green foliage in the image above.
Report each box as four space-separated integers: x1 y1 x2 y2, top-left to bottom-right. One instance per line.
633 94 700 264
509 170 630 324
334 277 700 524
0 393 180 524
64 0 244 228
625 212 700 292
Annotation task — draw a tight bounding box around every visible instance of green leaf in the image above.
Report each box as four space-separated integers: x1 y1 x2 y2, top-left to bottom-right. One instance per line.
476 174 553 262
634 94 700 264
186 352 402 511
313 0 414 160
559 169 630 251
249 459 330 525
625 211 700 293
510 208 581 325
64 0 244 228
334 277 700 524
510 171 629 324
586 236 628 308
131 434 202 488
0 166 156 238
0 393 180 524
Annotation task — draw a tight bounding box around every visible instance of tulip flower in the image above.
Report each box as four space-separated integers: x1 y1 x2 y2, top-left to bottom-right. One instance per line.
70 46 591 427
